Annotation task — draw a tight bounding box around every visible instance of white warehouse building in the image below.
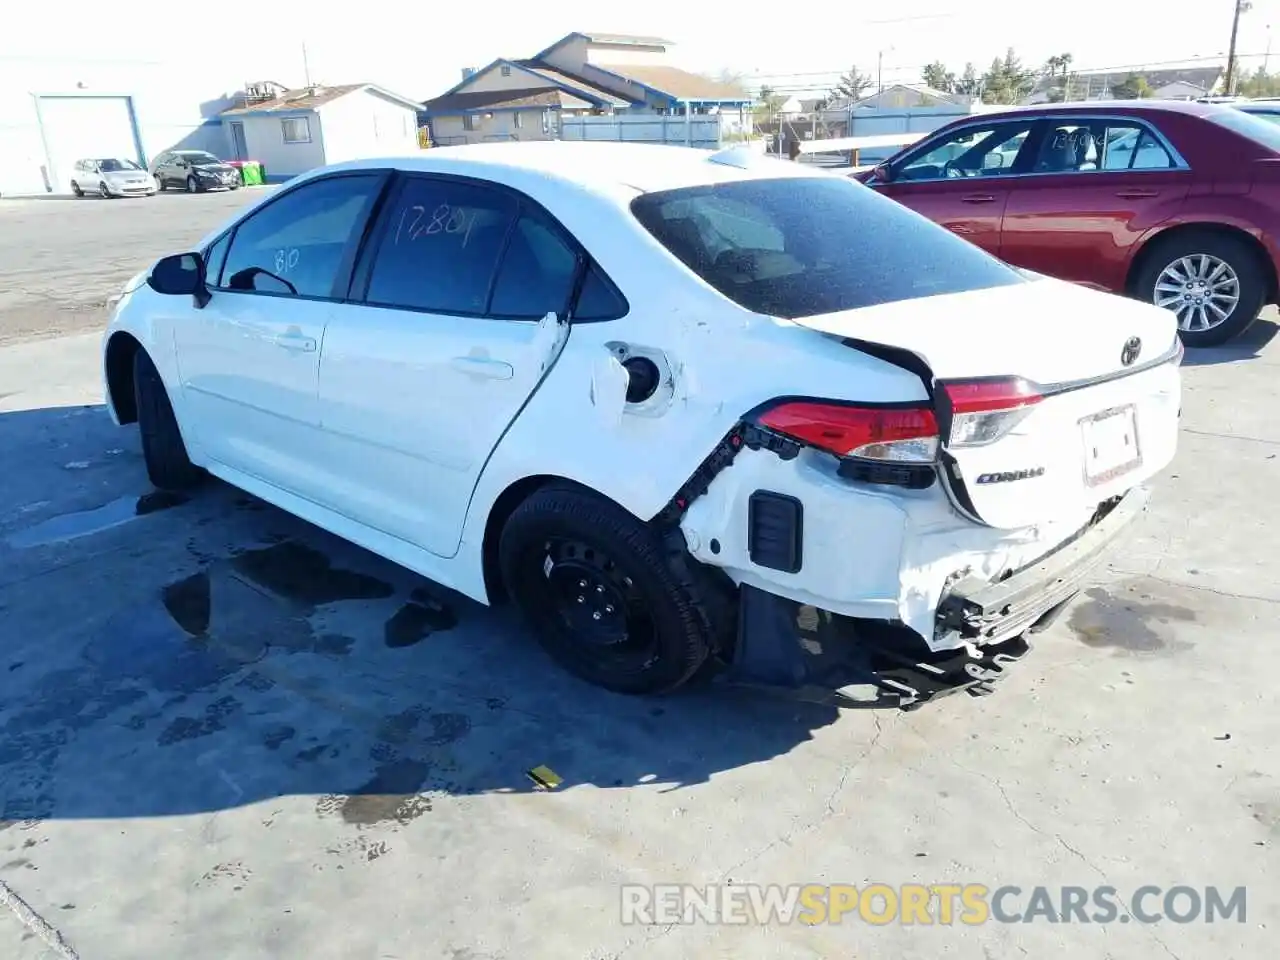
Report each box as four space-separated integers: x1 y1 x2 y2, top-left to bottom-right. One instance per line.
0 55 424 195
0 55 235 196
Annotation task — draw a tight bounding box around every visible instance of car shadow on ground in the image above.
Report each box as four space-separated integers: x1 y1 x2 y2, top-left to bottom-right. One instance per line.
1181 317 1279 366
0 404 848 827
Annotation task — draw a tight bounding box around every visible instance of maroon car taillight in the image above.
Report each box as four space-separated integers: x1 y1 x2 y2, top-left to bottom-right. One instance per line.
941 377 1044 447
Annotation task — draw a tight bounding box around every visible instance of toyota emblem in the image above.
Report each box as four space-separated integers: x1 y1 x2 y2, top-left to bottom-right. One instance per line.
1121 336 1142 366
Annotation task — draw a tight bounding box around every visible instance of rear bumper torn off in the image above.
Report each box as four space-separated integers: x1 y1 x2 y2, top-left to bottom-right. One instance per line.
934 485 1150 647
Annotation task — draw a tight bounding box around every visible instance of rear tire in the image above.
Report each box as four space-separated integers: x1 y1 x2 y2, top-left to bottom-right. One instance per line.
498 485 717 695
155 174 166 192
1134 230 1266 347
71 181 83 197
133 349 202 491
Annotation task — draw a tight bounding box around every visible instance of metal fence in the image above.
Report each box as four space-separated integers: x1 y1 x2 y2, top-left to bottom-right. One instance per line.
558 114 722 150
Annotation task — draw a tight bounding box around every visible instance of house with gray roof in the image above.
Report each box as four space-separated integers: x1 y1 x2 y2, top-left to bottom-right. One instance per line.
422 32 753 146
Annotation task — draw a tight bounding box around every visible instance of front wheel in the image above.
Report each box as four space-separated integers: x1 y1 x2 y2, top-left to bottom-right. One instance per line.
186 176 198 193
71 181 83 197
155 174 166 192
1135 231 1266 347
498 485 719 694
99 181 112 199
134 349 202 491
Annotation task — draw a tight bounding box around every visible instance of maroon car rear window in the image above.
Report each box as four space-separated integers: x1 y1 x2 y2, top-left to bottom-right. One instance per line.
1208 108 1280 152
631 176 1025 318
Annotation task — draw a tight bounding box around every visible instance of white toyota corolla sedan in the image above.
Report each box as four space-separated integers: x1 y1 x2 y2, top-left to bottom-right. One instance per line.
101 141 1182 708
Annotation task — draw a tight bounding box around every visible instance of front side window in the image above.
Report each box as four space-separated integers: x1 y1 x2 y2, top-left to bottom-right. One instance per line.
218 175 381 298
365 177 518 315
631 176 1024 318
896 121 1034 181
281 117 311 143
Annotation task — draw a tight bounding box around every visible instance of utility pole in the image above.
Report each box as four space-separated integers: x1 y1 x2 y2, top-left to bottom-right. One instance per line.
1226 0 1252 95
302 42 312 88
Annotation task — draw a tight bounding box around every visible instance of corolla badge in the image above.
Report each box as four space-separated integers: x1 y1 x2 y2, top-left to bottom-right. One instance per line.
1121 336 1142 366
975 467 1046 484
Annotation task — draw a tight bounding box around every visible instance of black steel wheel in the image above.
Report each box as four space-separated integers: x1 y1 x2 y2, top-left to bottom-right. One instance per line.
498 484 723 695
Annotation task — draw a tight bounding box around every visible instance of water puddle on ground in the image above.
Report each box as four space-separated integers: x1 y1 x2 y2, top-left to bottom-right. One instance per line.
6 491 188 549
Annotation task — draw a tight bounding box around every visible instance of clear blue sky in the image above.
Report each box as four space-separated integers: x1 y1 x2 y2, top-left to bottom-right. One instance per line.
5 0 1279 98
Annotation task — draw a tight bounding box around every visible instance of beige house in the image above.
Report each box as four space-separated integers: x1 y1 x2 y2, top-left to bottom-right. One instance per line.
423 31 752 146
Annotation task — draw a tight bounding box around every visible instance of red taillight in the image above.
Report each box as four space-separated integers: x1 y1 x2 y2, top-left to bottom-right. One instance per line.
941 377 1044 447
943 378 1043 414
756 401 939 462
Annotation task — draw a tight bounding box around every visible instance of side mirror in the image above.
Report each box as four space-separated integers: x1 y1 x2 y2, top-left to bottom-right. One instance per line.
148 253 211 308
872 162 894 183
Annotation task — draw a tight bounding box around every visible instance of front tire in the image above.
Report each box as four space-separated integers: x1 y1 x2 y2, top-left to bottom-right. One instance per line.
155 174 166 192
133 349 202 491
498 485 718 695
71 181 83 197
186 176 198 193
99 181 112 199
1135 230 1266 347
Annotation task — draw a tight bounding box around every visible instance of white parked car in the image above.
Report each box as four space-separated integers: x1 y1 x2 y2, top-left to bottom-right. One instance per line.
71 158 157 198
101 142 1182 708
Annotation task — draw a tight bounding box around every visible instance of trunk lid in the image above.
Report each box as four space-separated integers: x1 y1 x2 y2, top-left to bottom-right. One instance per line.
789 278 1182 529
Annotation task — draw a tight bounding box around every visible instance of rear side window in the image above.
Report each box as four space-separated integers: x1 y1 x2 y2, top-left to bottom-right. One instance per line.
365 178 518 315
219 175 381 298
488 213 579 319
630 176 1024 318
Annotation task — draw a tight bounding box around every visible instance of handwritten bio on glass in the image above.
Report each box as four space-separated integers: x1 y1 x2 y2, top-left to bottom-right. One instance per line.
395 204 479 248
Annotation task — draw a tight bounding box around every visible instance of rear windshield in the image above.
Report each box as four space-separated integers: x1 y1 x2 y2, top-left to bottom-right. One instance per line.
1210 107 1280 152
630 176 1024 318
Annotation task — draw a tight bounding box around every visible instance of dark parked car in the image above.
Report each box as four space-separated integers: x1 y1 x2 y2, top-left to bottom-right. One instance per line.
150 150 242 193
856 101 1280 346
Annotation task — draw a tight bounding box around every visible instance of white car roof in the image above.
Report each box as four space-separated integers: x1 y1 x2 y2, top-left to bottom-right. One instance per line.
318 141 827 197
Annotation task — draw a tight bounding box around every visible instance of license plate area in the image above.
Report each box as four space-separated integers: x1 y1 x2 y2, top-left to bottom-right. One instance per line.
1080 404 1141 486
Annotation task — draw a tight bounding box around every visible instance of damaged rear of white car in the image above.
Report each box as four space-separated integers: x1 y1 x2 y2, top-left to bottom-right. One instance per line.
106 144 1179 711
599 163 1182 708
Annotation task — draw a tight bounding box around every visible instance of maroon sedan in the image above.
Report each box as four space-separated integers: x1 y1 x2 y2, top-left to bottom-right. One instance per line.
857 101 1280 346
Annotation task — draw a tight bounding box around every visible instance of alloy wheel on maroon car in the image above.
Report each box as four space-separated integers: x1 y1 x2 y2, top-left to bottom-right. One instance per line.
1134 229 1265 348
1153 254 1240 333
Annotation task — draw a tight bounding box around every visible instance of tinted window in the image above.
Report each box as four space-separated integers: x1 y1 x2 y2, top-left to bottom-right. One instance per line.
897 121 1034 181
1099 124 1174 170
489 213 579 319
1212 107 1280 151
631 177 1024 318
219 175 380 298
365 178 517 315
574 264 629 320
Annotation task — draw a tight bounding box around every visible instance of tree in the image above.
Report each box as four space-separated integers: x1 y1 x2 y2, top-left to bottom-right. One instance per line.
754 84 787 122
981 48 1036 104
1239 65 1280 98
1042 52 1076 102
921 61 956 93
1110 74 1153 100
831 65 873 102
954 62 981 96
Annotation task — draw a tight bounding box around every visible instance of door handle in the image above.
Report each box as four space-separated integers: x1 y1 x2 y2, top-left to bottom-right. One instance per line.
451 356 514 380
272 332 316 353
1115 189 1159 199
960 194 997 203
